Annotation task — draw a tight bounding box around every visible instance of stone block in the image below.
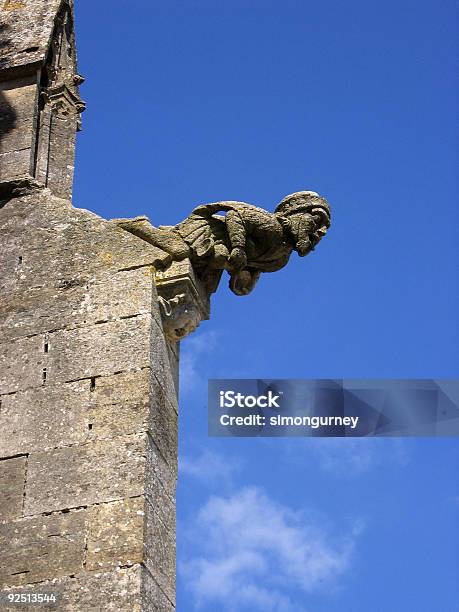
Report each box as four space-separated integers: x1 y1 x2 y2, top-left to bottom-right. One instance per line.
145 438 177 501
0 83 36 155
144 440 176 605
86 497 144 572
0 1 63 72
166 341 180 394
144 496 176 605
0 335 45 395
0 510 86 587
24 435 147 515
150 375 178 469
0 566 144 612
86 369 150 441
0 383 88 456
45 315 151 384
0 456 26 522
80 268 153 326
0 267 154 342
0 80 36 113
0 370 153 457
0 149 31 183
142 565 175 611
0 120 33 156
150 318 178 405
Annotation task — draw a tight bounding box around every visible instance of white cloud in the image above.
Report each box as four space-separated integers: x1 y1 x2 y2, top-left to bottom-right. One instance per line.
180 487 358 611
180 449 243 487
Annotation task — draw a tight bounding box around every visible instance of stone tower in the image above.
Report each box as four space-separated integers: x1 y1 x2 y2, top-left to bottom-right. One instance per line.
0 2 332 610
0 1 185 609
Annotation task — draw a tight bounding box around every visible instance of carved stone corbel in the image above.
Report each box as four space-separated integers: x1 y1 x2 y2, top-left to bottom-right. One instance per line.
41 83 86 120
154 259 210 342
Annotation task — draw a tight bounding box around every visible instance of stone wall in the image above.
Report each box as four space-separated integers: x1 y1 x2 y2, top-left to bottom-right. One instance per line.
0 75 37 185
0 188 178 611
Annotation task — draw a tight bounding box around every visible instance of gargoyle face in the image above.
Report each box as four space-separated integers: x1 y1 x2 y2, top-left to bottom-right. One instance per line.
275 192 331 257
163 303 201 341
296 239 312 257
289 209 329 256
158 295 202 341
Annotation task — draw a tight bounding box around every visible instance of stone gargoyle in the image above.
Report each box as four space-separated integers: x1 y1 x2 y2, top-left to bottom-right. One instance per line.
116 190 331 298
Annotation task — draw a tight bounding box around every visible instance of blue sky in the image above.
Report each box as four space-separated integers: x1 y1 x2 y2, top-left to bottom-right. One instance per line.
74 1 458 610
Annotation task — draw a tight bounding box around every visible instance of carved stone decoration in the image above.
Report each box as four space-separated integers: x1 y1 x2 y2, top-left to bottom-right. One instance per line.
33 0 86 199
35 0 86 130
115 191 331 340
158 294 202 342
154 259 210 342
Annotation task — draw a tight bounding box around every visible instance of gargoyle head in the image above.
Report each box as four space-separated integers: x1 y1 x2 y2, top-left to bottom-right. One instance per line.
275 191 331 256
158 294 202 342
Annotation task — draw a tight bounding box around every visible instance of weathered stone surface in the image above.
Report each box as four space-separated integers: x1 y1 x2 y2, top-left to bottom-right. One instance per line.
0 80 35 156
1 314 153 394
0 269 155 346
142 566 175 612
0 370 152 457
150 375 178 469
86 369 151 441
0 456 26 522
0 148 30 182
0 510 86 586
151 318 179 404
1 321 148 394
0 383 87 456
0 0 62 72
0 334 46 394
0 74 36 186
0 182 179 606
0 313 152 394
86 497 144 572
24 435 147 515
0 192 170 295
0 1 85 198
166 340 180 393
144 496 176 605
145 443 177 519
0 566 145 611
45 315 152 384
144 440 177 607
